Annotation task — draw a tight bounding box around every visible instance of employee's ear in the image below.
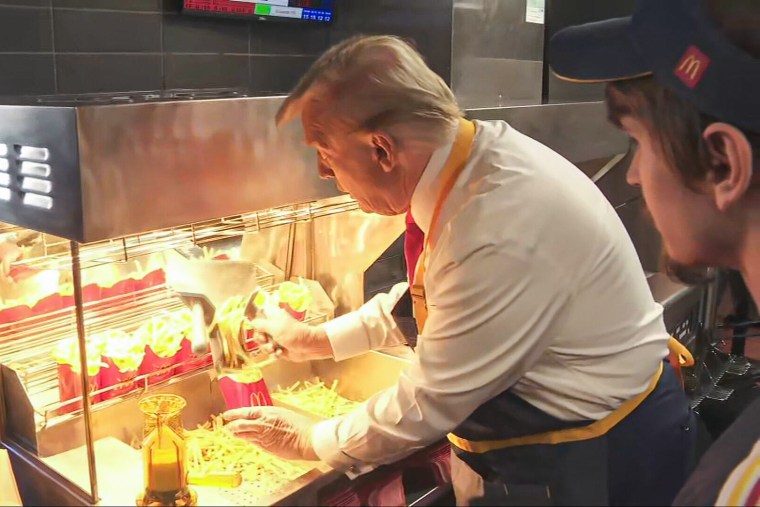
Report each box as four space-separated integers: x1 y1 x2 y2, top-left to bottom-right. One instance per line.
703 123 753 212
371 132 396 173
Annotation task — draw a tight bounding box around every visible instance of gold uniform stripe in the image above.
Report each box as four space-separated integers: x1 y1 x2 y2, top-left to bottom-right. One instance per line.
448 362 664 453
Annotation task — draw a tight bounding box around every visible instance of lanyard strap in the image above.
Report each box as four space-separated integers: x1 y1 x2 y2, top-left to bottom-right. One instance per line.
410 119 477 332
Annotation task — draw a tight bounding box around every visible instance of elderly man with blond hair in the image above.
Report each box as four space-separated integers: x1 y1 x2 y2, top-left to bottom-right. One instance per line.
222 35 694 505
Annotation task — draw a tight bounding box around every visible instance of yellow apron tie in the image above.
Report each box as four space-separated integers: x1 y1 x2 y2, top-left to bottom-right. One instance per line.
448 338 694 453
448 362 664 452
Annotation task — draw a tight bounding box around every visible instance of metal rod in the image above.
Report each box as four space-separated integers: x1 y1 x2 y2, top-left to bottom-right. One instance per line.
7 199 361 275
284 221 296 280
613 194 643 211
700 268 721 335
306 205 315 280
591 152 627 183
693 268 722 396
70 240 99 503
0 362 7 442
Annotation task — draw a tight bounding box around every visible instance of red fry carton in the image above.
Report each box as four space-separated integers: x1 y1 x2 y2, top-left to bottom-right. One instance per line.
136 316 184 385
32 293 63 316
97 330 146 401
218 368 273 410
100 277 137 299
52 337 104 414
0 304 32 325
276 281 312 322
174 337 212 374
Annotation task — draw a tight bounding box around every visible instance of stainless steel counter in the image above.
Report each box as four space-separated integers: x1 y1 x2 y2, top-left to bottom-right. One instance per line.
6 349 419 506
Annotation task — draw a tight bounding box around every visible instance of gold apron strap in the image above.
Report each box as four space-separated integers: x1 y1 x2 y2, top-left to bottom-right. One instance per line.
667 336 694 389
668 337 694 367
448 362 665 453
410 119 477 331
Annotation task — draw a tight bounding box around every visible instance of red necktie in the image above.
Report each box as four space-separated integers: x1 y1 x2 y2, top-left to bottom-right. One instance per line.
404 210 425 284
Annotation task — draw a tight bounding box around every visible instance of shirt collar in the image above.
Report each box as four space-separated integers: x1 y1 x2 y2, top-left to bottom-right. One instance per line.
409 140 454 235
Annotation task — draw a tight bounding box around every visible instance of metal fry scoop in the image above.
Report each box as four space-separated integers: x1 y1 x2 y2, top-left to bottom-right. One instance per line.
164 250 265 372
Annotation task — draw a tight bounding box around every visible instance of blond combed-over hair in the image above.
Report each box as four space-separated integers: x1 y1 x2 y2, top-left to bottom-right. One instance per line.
277 35 461 146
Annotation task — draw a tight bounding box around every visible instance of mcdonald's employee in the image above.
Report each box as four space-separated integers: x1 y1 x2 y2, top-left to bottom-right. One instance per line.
549 0 760 505
222 35 695 505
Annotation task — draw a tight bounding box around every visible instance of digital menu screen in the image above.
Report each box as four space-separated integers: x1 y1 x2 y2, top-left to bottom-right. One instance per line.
182 0 333 23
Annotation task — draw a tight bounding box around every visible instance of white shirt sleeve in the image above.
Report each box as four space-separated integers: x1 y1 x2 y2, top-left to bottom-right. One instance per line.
322 282 410 362
311 240 572 475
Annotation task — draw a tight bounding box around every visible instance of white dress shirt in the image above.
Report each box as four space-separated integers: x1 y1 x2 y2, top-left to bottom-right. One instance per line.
311 119 670 477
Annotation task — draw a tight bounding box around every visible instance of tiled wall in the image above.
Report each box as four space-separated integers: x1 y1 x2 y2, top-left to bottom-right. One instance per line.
0 0 453 96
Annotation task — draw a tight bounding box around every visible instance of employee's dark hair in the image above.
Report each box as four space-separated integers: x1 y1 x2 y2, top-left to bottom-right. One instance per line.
605 0 759 191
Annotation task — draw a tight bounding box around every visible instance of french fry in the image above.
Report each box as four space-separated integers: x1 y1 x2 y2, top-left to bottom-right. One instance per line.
185 416 310 497
272 378 359 418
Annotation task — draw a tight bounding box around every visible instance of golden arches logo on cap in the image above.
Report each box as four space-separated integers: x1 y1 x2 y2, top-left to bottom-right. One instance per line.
675 45 711 89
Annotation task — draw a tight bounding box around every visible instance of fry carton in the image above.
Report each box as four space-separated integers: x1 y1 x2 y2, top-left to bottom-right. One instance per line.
137 316 184 385
276 281 312 322
218 368 273 410
98 330 146 400
52 337 104 414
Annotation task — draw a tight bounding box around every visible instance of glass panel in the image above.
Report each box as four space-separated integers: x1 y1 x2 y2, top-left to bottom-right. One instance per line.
0 235 96 501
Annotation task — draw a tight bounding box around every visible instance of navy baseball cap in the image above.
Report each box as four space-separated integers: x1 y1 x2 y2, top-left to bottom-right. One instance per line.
549 0 760 133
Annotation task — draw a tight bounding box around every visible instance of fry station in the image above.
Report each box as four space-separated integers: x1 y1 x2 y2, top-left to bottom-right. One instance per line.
0 91 443 506
0 88 714 507
0 1 751 506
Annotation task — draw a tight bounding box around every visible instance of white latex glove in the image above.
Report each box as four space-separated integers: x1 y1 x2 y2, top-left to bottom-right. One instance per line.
223 406 318 461
249 305 333 362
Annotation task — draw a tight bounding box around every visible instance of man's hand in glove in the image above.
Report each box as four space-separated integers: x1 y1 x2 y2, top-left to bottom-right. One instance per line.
249 304 333 362
223 406 319 461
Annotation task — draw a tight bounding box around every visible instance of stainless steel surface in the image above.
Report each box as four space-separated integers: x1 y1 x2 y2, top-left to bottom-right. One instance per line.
452 0 545 108
4 199 359 275
263 349 412 404
0 95 341 243
240 195 406 316
305 204 405 315
7 351 410 506
465 102 629 172
165 257 266 308
454 58 544 109
22 369 227 458
42 437 326 507
5 442 91 507
646 272 703 340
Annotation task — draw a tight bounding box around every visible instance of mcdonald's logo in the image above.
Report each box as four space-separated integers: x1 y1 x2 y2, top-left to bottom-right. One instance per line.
675 46 711 89
250 391 269 406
